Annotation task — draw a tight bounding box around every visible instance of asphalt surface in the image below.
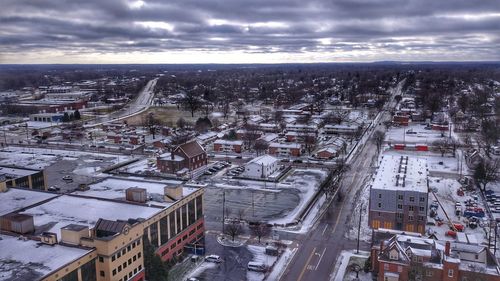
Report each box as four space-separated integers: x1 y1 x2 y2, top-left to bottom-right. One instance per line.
86 78 158 127
279 80 403 281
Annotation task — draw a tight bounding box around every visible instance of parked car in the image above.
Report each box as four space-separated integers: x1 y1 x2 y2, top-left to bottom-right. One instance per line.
62 175 73 182
205 255 222 263
48 185 60 192
247 261 267 272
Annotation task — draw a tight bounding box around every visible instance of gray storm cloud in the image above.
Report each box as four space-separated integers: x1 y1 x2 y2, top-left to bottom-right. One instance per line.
0 0 499 62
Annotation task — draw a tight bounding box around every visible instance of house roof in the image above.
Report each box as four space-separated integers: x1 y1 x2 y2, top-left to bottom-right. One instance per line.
248 154 278 166
176 140 205 157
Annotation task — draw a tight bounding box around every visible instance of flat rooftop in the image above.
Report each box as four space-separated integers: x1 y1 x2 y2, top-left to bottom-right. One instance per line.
372 155 428 192
0 234 93 281
72 177 197 207
0 165 41 178
0 188 56 216
20 195 162 240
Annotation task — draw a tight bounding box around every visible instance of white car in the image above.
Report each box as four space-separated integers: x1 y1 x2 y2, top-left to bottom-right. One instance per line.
204 254 222 263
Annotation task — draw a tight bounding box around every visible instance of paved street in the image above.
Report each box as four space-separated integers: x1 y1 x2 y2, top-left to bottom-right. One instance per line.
86 78 158 127
280 80 403 281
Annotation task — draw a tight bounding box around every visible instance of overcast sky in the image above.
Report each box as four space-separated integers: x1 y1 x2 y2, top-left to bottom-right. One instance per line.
1 0 499 64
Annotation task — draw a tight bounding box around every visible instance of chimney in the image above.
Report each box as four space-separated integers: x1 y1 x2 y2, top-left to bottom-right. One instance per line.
171 152 175 160
445 241 450 256
164 185 183 202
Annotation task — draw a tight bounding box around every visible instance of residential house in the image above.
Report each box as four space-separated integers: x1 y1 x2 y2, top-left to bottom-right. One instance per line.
268 142 301 157
157 141 207 174
242 155 279 179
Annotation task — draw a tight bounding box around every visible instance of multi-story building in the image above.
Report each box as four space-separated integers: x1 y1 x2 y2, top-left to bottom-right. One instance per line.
368 155 428 234
0 177 205 281
371 229 500 281
268 142 301 157
0 165 47 191
156 140 207 174
213 139 243 153
323 124 360 135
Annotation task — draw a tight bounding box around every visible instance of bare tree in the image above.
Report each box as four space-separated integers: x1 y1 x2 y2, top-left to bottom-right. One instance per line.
372 130 385 155
176 117 186 130
181 91 202 117
225 221 242 242
254 139 269 156
473 159 500 191
250 222 271 243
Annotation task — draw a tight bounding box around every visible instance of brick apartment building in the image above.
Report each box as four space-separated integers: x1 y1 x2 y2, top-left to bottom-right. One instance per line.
371 229 500 281
157 140 207 174
368 155 428 234
268 142 301 157
213 139 243 153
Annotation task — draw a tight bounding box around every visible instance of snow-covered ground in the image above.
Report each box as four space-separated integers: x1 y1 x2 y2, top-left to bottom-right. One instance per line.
185 262 218 279
386 123 450 144
427 177 489 244
344 182 372 242
265 248 297 281
246 245 278 281
331 250 371 281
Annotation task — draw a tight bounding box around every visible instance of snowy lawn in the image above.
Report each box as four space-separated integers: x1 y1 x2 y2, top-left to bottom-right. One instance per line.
331 250 371 281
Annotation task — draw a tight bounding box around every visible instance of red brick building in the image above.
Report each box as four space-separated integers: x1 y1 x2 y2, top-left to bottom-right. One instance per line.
157 141 207 174
371 230 500 281
213 140 243 153
268 142 301 157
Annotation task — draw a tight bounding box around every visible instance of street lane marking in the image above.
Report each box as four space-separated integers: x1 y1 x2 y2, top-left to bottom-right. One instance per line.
322 224 329 236
297 246 316 281
315 247 327 270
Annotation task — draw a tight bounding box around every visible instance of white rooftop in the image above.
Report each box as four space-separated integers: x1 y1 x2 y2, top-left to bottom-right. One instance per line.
0 188 57 216
20 195 162 240
72 177 192 207
0 234 93 281
248 154 278 166
372 155 428 192
0 166 40 177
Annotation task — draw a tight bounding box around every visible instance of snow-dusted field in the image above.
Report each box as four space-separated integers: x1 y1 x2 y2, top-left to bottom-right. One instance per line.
386 123 450 144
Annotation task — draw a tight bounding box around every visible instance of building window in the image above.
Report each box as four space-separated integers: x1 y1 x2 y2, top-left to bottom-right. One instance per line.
127 245 131 251
134 255 138 261
113 269 117 276
409 206 414 211
397 213 403 219
419 197 425 202
128 258 132 265
378 203 382 208
409 197 415 202
398 194 403 200
138 265 142 271
389 251 398 260
98 256 104 263
409 216 414 221
448 269 453 277
418 216 425 221
100 271 105 277
426 270 433 276
118 265 122 272
419 206 425 212
475 254 479 260
138 252 141 258
378 194 382 199
397 204 402 209
123 262 127 269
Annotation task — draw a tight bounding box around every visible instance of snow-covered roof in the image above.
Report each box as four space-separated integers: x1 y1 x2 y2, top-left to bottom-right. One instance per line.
20 195 162 240
247 154 278 166
214 139 243 145
269 142 301 149
0 188 57 216
0 234 94 281
73 177 191 207
0 166 41 177
258 133 278 142
372 155 428 192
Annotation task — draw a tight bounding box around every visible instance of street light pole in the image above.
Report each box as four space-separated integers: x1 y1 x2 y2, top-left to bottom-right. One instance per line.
356 203 363 254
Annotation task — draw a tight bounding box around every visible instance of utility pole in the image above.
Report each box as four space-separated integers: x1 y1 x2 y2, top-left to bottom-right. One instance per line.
222 189 226 235
357 203 363 254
